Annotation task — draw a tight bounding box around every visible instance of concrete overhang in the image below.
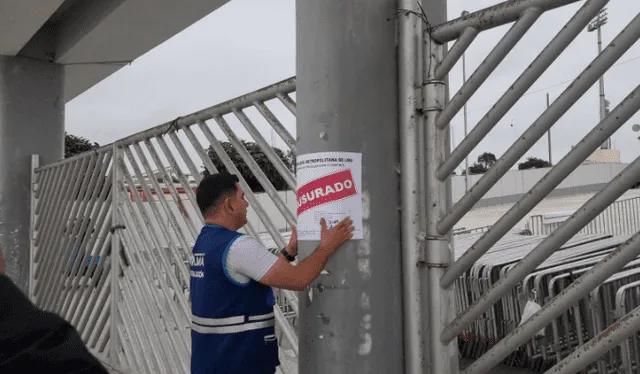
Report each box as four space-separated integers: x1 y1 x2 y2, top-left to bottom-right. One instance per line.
1 0 231 102
0 0 66 55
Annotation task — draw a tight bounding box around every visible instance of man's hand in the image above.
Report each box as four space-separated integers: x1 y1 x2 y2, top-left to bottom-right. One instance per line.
319 216 354 253
285 226 298 257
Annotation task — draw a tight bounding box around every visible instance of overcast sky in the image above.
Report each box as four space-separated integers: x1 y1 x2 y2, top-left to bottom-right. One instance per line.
65 0 640 172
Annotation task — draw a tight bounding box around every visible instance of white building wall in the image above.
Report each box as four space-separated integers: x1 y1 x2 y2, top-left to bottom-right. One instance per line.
138 162 629 236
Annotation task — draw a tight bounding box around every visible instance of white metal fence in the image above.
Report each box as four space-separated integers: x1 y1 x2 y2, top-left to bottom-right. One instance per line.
527 195 640 236
30 78 300 374
26 0 640 373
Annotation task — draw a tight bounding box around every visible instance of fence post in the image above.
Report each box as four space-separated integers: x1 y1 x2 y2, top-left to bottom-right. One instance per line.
29 154 40 302
296 0 404 372
110 144 122 366
422 0 458 373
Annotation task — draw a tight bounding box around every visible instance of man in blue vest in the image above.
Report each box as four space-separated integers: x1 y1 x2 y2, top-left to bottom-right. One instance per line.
190 172 354 374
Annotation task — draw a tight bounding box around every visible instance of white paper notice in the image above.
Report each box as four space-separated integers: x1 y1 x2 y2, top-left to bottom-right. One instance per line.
296 152 363 241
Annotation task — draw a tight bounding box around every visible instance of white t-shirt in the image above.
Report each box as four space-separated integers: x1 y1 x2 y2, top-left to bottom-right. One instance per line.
224 235 279 284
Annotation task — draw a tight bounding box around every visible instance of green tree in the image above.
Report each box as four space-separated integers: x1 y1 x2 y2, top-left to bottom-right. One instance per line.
477 152 497 170
203 141 293 192
468 163 487 175
518 157 552 170
65 132 100 158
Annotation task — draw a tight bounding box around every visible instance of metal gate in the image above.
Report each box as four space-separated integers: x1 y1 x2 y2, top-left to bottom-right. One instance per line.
406 0 640 372
27 0 640 373
29 79 300 373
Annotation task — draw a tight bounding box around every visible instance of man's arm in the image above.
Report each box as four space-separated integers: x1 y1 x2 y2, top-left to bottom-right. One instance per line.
259 247 334 291
260 217 354 291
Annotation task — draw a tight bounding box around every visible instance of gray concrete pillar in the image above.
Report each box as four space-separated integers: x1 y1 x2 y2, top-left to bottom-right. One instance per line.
296 1 404 373
0 56 65 293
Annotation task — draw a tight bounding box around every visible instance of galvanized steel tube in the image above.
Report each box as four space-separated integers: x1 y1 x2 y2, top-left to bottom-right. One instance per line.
439 9 640 233
437 0 608 179
457 157 640 374
441 83 640 288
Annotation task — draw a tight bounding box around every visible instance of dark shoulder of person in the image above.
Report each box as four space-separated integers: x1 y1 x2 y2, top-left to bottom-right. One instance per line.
0 275 109 373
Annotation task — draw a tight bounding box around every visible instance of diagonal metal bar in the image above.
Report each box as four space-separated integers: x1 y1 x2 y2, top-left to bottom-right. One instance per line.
210 116 296 226
38 157 94 308
436 8 541 129
437 0 608 177
232 108 296 190
144 138 199 238
54 153 110 293
75 253 111 335
131 143 195 270
274 304 299 356
182 126 219 176
430 0 584 43
133 141 194 242
33 164 67 246
196 121 287 249
154 136 203 225
124 146 186 269
33 166 54 218
546 300 640 374
435 26 478 80
460 227 640 374
32 165 66 291
115 183 190 353
252 101 297 153
34 162 73 262
114 78 296 147
276 93 296 116
117 156 191 320
441 83 640 288
438 10 640 234
441 155 640 345
168 131 204 185
67 202 113 324
58 154 114 315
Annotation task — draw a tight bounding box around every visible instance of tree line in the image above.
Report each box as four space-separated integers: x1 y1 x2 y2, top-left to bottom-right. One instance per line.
64 133 295 192
462 152 552 175
67 134 638 191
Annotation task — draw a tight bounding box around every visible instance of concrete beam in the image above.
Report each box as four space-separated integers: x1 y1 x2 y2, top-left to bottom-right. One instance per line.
64 64 123 102
0 0 65 55
54 0 230 101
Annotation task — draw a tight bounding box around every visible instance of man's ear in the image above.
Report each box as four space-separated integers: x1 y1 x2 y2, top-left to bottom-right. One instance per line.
221 197 233 213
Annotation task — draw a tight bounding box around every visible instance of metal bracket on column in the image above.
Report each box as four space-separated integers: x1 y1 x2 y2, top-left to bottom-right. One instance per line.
417 231 449 268
415 85 424 111
422 79 446 113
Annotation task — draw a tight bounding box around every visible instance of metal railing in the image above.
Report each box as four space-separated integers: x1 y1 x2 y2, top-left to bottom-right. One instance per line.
527 195 640 236
405 0 640 372
30 78 301 373
27 0 640 373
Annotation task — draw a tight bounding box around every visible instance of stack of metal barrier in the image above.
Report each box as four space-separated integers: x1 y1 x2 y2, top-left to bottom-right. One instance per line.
454 230 640 372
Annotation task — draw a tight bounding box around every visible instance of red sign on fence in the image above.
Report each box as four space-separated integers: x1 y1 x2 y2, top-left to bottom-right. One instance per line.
297 169 357 215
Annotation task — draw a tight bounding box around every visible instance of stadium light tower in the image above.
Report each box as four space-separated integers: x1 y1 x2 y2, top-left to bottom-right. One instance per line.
587 8 610 149
462 10 470 191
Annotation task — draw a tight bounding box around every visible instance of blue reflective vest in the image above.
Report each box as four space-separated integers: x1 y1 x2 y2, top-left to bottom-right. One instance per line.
190 224 279 374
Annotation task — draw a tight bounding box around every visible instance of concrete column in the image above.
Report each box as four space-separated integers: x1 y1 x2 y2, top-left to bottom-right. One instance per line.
0 56 65 293
296 1 403 373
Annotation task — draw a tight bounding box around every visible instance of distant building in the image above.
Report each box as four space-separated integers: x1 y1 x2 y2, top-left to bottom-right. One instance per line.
585 148 621 163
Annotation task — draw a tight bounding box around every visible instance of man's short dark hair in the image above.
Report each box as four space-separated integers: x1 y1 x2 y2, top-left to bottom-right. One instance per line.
196 173 240 215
